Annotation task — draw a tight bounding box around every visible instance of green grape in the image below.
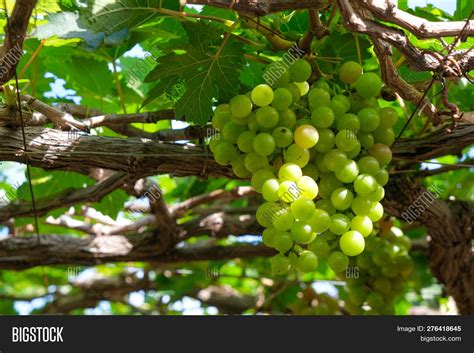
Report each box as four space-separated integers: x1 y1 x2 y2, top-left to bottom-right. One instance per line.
373 127 395 145
356 253 374 269
271 254 290 274
231 158 251 178
308 209 331 232
374 168 389 186
256 202 274 227
373 277 391 295
372 247 390 266
339 61 363 84
329 213 351 235
324 149 347 172
296 250 318 272
222 121 246 144
253 132 276 156
273 231 293 253
262 227 277 247
208 136 220 152
302 164 319 180
354 174 378 196
349 93 368 113
264 63 291 87
366 292 384 308
284 83 301 103
311 106 335 129
358 132 374 149
350 215 373 237
314 153 330 173
357 156 380 175
272 127 293 148
369 185 385 202
214 141 238 165
262 179 280 202
308 238 330 258
278 180 300 203
273 206 295 231
284 144 310 167
231 113 251 125
313 79 332 94
369 143 392 166
272 88 293 111
294 81 310 96
251 84 274 106
290 221 314 244
251 168 275 193
296 175 319 200
315 199 336 215
215 103 229 113
368 202 384 222
247 113 259 132
318 173 343 199
336 113 360 131
229 94 253 118
379 107 398 128
340 230 365 256
335 130 359 151
291 197 315 221
244 152 269 173
308 88 331 108
396 256 414 277
289 59 312 82
351 195 373 216
328 251 349 272
237 131 256 153
330 98 349 116
345 141 361 159
348 286 368 306
331 188 354 210
278 109 297 129
212 109 230 130
335 159 359 183
355 72 382 99
294 124 319 149
314 128 335 153
358 108 380 132
279 163 302 181
256 106 279 129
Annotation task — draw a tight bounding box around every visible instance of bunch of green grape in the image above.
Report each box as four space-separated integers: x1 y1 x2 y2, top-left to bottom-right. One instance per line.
209 58 398 276
344 226 414 315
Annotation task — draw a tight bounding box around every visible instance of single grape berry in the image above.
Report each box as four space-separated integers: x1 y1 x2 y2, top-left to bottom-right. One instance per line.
355 72 382 99
289 59 312 82
339 61 363 84
251 84 274 107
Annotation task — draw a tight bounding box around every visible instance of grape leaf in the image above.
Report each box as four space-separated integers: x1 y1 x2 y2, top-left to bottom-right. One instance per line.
144 22 245 125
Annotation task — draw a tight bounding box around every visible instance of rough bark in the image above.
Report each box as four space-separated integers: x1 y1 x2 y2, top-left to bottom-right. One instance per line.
383 175 474 315
0 126 472 180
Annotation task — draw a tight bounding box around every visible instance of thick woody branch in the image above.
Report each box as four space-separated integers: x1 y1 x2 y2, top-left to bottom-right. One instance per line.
0 232 275 269
0 0 37 85
336 0 474 74
1 126 472 180
360 0 474 39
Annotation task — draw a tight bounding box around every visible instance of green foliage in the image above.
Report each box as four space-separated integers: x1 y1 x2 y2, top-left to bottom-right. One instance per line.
0 0 471 315
144 22 246 124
